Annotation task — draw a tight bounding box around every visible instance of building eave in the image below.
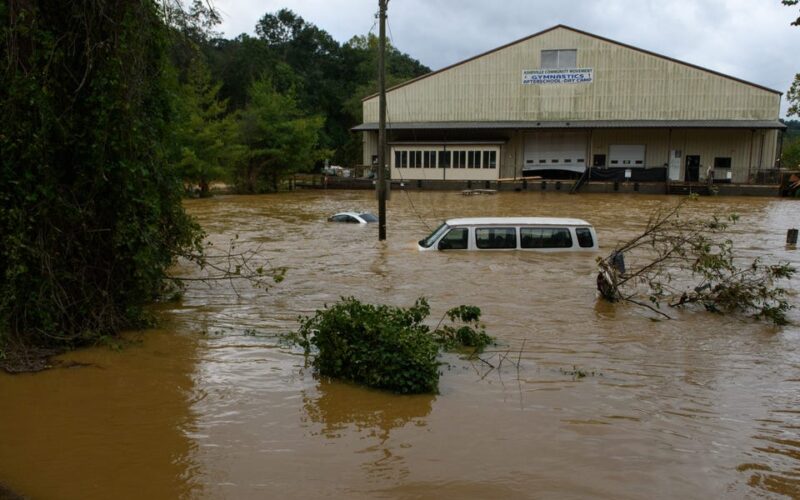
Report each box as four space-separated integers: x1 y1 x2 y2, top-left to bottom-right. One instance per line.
352 120 787 132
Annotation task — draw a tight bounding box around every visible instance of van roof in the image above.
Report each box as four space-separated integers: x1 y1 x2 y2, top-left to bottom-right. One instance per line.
446 217 593 226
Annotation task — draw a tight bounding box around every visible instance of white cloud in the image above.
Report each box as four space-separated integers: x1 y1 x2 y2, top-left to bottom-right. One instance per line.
214 0 800 116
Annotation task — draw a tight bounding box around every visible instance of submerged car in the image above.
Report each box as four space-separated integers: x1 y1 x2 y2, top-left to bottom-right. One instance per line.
328 212 378 224
418 217 598 252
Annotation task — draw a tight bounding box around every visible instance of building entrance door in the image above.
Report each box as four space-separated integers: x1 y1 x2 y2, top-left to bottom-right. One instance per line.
685 155 700 182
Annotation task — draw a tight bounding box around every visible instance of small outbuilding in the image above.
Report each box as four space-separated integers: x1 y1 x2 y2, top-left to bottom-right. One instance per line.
355 25 785 185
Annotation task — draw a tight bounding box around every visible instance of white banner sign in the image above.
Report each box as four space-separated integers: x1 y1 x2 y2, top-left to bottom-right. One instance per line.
522 68 593 84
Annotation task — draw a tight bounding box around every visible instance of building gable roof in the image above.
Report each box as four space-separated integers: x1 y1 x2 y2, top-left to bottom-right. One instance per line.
363 24 782 101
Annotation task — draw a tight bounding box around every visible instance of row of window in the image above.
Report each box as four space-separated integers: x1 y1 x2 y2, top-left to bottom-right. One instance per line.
394 150 498 169
439 227 594 250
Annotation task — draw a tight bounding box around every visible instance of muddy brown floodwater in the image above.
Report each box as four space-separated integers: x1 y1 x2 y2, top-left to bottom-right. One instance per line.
1 191 799 499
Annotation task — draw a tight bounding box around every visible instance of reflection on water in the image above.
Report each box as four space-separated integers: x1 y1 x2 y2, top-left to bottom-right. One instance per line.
303 379 434 482
0 191 799 499
303 379 434 440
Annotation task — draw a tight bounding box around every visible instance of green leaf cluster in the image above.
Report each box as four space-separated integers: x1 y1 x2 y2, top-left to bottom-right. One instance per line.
297 297 440 394
433 305 495 352
296 298 496 394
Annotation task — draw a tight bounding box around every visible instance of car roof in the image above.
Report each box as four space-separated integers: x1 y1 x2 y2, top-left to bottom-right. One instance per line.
332 212 362 217
445 217 593 226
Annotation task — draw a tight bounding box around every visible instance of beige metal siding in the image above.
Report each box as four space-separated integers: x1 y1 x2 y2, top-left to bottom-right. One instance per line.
495 128 770 182
363 27 780 124
592 129 671 168
362 131 378 166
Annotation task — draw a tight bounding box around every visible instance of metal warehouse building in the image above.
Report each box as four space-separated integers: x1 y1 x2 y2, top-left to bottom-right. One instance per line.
355 25 785 186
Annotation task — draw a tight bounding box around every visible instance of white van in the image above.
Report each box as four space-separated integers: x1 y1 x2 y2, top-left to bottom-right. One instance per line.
418 217 598 252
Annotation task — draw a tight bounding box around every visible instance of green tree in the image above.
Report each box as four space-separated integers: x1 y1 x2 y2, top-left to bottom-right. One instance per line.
237 79 326 192
1 0 201 352
174 60 243 196
782 137 800 169
339 34 430 165
786 1 800 116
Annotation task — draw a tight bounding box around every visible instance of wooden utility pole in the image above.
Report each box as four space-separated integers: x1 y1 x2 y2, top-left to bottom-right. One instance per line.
377 0 388 240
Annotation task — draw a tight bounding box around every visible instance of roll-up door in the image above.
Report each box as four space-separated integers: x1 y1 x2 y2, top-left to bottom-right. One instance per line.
523 132 588 173
609 145 646 168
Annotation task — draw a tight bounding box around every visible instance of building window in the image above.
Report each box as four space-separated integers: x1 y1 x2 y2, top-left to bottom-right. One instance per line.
468 151 479 168
714 157 732 169
541 49 577 69
438 151 450 168
482 150 497 169
424 151 437 168
409 150 422 168
453 151 467 168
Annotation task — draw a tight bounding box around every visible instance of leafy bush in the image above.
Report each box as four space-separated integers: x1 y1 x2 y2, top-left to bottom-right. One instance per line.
296 298 495 394
297 297 439 394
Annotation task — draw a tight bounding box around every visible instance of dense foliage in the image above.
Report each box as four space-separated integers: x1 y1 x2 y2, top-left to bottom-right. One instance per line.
201 9 430 184
297 298 441 394
0 2 429 356
237 79 326 193
786 1 800 116
296 298 495 394
0 0 202 351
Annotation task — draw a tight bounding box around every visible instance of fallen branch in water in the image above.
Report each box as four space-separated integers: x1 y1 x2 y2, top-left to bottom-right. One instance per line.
596 199 795 325
167 235 286 299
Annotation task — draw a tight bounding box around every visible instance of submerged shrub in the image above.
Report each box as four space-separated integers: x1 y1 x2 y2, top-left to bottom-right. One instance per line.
297 297 440 394
296 298 496 394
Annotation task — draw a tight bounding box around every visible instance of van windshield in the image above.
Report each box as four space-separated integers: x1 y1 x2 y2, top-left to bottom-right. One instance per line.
419 223 450 248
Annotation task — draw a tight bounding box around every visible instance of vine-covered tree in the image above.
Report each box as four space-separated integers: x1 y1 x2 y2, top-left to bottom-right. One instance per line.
0 0 201 355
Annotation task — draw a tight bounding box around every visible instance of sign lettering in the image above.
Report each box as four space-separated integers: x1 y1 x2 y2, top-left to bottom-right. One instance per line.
522 68 593 85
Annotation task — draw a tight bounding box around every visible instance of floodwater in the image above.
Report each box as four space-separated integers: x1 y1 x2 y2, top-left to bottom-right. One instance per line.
1 190 799 499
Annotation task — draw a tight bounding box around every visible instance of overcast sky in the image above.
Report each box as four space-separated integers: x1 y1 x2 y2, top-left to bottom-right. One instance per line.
213 0 800 117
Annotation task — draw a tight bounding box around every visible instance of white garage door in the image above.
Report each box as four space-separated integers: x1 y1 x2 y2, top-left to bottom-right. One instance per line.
609 145 646 168
523 132 588 173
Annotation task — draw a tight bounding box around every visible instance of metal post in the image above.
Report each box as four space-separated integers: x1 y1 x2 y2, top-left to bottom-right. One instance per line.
377 0 388 241
787 229 798 246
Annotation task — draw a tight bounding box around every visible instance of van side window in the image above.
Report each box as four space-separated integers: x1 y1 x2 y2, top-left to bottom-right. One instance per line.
475 228 517 249
438 228 469 250
520 228 573 248
575 228 594 248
